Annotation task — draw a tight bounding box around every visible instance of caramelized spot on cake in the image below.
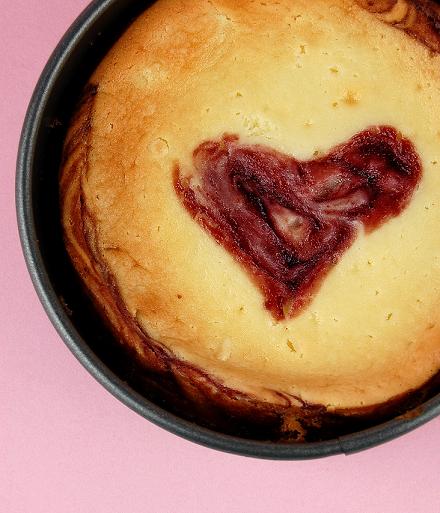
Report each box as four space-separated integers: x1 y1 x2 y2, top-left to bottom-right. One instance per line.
357 0 440 53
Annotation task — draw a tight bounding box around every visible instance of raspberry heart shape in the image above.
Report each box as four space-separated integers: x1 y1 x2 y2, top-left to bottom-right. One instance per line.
174 126 421 319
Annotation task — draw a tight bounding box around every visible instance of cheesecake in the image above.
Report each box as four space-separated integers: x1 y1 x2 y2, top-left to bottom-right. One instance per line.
61 0 440 440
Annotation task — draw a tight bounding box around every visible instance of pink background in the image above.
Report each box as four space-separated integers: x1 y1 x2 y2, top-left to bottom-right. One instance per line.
2 1 440 511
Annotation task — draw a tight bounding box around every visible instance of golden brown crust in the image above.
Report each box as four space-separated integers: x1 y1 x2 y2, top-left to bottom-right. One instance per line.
61 0 440 440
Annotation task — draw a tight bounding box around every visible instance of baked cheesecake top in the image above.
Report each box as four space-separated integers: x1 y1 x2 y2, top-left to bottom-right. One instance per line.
62 0 440 411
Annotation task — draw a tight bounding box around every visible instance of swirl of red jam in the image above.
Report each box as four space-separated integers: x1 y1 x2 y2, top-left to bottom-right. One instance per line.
174 126 421 319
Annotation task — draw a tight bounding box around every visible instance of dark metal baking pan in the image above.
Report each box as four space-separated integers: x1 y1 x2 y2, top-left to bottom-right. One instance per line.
16 0 440 459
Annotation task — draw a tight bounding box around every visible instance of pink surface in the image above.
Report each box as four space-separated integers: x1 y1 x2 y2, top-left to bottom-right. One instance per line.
1 1 440 512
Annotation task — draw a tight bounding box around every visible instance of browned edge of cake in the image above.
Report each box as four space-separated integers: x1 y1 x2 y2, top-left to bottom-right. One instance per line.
356 0 440 53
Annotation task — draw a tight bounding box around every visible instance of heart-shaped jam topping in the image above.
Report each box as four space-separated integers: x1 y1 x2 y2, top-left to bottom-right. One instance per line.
174 126 421 319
